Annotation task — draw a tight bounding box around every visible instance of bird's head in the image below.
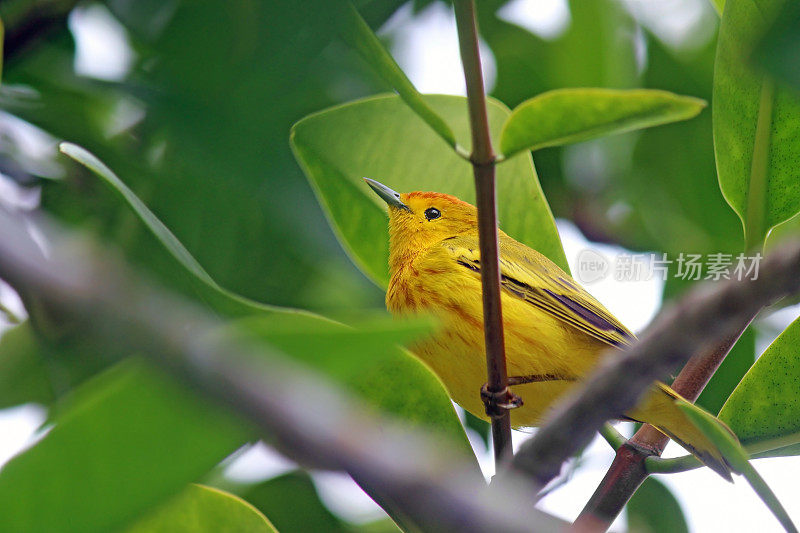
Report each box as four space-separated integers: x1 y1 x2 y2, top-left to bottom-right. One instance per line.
365 178 477 257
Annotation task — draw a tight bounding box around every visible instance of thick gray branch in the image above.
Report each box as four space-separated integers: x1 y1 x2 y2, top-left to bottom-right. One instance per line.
0 206 564 532
511 242 800 488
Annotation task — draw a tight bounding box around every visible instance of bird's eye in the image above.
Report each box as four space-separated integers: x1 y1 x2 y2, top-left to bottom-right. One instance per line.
424 207 441 221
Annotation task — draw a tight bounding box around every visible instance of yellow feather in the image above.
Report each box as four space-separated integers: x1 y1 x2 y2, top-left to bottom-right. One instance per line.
373 184 733 479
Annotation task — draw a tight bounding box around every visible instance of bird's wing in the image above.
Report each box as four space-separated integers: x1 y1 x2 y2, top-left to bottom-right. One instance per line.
441 235 635 347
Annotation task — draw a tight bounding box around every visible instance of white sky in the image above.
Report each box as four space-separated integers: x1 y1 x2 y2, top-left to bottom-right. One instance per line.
1 1 799 531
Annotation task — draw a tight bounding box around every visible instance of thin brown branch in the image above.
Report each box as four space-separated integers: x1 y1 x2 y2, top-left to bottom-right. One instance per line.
509 242 800 490
453 0 514 463
0 207 567 533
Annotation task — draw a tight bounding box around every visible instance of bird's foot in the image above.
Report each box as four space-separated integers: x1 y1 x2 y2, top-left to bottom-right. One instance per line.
480 383 523 419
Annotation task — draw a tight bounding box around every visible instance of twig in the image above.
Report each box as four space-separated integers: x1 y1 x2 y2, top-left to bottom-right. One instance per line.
453 0 514 464
598 423 627 451
509 242 800 491
0 207 566 533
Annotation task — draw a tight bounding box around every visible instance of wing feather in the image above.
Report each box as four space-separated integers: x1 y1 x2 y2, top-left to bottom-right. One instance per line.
441 235 634 347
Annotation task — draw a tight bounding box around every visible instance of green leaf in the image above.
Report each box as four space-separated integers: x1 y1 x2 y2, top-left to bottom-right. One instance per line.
696 327 755 414
710 0 725 16
752 1 800 89
59 143 331 321
243 471 348 532
338 2 459 151
0 321 111 409
291 93 567 287
0 322 54 408
126 484 274 532
719 316 800 455
615 34 744 256
231 314 477 459
713 0 800 251
679 403 797 533
626 478 689 533
0 359 252 532
499 88 706 158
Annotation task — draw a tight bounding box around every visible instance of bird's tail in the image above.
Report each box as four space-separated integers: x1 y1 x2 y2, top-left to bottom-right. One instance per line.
628 383 736 481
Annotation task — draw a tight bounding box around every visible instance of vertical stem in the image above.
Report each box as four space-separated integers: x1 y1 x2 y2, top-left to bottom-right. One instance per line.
453 0 513 462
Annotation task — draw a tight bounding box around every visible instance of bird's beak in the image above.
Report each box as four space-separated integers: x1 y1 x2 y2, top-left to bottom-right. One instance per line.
364 178 411 212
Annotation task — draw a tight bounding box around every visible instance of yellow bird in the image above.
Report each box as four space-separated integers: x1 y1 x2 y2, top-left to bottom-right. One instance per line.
366 178 732 480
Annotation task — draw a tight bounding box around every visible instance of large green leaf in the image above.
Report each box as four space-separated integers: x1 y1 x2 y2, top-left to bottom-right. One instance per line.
0 359 252 532
626 478 689 533
127 484 274 532
713 0 800 250
720 316 800 455
338 2 458 151
499 88 706 158
291 93 566 287
59 143 331 322
231 314 476 459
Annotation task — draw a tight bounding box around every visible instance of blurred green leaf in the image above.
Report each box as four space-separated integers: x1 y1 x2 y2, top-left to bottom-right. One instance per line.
720 316 800 455
714 0 800 250
59 142 332 321
0 320 111 409
0 322 54 407
339 2 458 150
678 403 796 533
626 478 688 533
752 1 800 89
232 314 477 460
0 359 252 532
697 327 755 414
480 0 638 106
243 471 348 532
243 471 400 533
3 1 386 312
291 93 567 287
612 33 745 257
126 484 274 532
499 88 706 158
710 0 725 16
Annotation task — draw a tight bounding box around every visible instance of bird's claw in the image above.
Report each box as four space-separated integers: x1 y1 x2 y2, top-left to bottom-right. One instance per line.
480 383 523 419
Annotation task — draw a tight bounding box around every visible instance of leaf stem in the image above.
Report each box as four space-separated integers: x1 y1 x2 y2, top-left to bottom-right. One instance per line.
599 423 627 451
453 0 513 463
645 453 702 474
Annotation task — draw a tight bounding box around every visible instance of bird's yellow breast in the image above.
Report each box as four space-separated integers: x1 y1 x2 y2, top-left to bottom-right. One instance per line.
387 242 606 427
